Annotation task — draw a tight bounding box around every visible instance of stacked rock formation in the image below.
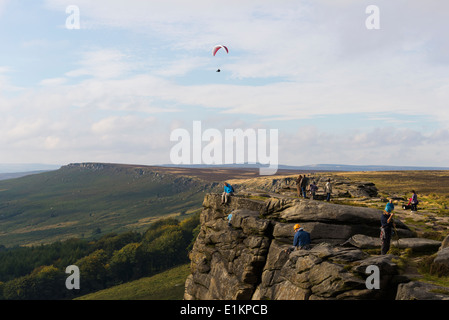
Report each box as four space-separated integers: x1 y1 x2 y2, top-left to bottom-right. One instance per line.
184 191 447 300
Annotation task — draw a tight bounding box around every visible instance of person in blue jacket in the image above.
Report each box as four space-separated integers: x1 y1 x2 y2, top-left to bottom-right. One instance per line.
221 182 234 204
227 213 233 227
384 199 394 214
285 224 311 253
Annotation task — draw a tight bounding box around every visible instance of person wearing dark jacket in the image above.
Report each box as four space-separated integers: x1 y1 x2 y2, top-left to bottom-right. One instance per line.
309 181 318 200
300 175 308 199
296 175 303 198
285 224 311 253
380 210 395 255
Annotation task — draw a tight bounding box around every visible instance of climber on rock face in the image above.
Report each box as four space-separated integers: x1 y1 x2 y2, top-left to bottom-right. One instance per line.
285 224 311 254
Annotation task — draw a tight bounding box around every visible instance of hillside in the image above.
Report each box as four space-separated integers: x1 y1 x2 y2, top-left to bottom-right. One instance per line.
0 163 215 247
0 163 301 248
75 264 191 300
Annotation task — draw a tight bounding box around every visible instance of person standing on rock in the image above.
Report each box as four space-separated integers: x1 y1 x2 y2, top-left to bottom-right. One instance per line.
296 175 303 198
300 175 308 199
385 199 394 214
324 179 332 202
380 208 395 255
286 224 311 253
221 182 234 205
309 181 318 200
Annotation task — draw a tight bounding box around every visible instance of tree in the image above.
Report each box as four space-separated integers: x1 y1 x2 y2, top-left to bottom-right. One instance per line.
109 243 141 282
74 249 109 293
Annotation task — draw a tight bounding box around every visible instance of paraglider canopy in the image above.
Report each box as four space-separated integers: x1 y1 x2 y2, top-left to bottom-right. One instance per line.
213 45 228 56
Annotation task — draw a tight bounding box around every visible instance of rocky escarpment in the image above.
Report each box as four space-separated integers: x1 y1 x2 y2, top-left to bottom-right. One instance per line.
184 192 447 300
229 174 379 199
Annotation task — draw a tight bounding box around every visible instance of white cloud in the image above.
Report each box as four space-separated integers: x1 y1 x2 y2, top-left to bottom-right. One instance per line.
42 0 447 126
65 49 135 79
279 125 449 167
39 77 67 86
1 1 448 166
0 67 24 94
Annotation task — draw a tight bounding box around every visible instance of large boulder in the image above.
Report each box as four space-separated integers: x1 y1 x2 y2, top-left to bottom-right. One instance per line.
344 234 441 253
253 242 403 300
430 247 449 276
185 206 272 300
267 198 414 243
396 281 449 300
440 235 449 250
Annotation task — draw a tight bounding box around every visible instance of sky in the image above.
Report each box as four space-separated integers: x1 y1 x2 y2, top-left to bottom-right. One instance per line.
0 0 448 169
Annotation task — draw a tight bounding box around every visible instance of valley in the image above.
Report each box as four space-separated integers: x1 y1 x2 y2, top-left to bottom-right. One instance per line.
0 162 299 247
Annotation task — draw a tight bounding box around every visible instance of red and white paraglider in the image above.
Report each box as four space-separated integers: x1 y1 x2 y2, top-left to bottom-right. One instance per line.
213 45 228 72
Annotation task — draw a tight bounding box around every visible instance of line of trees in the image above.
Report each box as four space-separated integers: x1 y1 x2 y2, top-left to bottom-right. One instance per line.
0 213 200 300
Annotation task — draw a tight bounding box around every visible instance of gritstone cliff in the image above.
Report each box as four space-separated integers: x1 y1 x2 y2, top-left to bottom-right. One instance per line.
184 177 447 300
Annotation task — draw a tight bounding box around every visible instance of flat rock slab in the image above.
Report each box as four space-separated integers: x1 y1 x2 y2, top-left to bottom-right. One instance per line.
346 234 441 252
396 281 449 300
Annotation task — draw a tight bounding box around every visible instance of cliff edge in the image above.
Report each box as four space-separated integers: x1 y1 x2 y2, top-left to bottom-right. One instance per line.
184 178 446 300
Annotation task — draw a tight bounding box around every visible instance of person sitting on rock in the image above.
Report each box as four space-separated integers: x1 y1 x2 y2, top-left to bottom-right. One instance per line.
410 190 419 212
221 182 234 205
285 224 311 254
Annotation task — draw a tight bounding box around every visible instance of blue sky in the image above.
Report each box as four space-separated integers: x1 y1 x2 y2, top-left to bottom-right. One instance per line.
0 0 448 168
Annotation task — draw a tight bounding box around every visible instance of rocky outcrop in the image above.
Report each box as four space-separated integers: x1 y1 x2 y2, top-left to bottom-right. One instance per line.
396 281 449 300
253 242 404 300
184 192 444 300
231 175 379 199
345 234 442 252
431 248 449 274
427 236 449 277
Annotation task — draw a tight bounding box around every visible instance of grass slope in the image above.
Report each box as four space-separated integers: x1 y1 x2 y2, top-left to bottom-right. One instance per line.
75 263 191 300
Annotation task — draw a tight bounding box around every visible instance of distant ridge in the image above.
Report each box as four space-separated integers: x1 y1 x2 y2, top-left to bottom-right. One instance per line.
0 163 61 174
162 163 449 172
0 171 52 181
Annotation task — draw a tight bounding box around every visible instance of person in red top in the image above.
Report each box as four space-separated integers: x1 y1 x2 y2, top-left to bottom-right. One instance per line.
410 190 419 212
